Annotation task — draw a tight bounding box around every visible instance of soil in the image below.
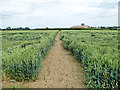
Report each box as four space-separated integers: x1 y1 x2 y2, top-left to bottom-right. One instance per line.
2 31 86 88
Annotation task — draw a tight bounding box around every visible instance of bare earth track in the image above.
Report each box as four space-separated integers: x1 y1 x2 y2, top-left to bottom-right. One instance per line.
2 31 86 88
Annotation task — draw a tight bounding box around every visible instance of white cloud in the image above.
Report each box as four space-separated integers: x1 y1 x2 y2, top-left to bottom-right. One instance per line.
0 0 119 28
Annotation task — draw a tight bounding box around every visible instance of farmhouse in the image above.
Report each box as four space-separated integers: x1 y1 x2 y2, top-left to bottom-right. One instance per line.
71 25 89 28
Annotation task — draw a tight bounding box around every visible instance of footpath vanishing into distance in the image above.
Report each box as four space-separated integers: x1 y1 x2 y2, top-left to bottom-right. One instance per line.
2 31 86 88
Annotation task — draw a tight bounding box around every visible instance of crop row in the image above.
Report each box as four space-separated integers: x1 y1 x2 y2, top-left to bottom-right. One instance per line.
60 30 119 88
2 31 58 81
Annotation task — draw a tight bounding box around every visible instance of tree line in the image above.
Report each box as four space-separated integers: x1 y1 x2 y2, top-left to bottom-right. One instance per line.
0 26 118 31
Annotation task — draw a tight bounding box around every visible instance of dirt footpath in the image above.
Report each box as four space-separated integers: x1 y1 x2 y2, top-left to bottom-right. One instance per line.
2 31 86 88
24 31 86 88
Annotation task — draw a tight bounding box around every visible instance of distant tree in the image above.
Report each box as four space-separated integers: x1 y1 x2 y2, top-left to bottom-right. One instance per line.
46 27 49 29
101 26 105 29
81 23 85 26
6 27 11 30
107 26 117 30
25 27 30 30
16 27 24 30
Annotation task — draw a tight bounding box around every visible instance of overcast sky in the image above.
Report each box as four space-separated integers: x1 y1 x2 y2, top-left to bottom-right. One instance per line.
0 0 119 28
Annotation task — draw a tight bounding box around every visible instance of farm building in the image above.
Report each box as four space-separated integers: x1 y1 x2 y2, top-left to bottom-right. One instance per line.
71 25 89 28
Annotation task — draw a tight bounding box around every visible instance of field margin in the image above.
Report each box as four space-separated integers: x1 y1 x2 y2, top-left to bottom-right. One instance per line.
0 29 2 90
